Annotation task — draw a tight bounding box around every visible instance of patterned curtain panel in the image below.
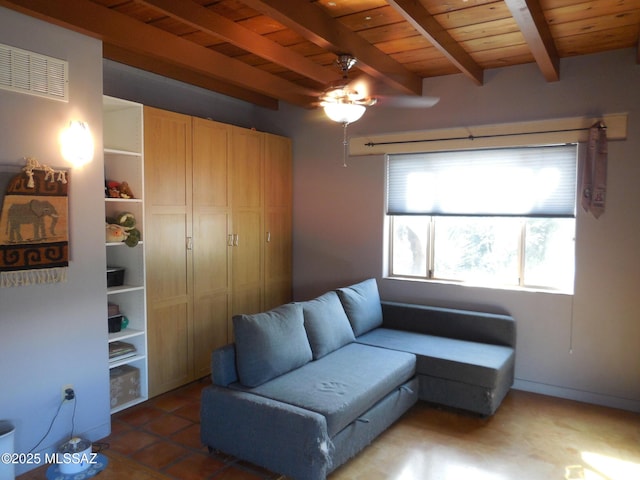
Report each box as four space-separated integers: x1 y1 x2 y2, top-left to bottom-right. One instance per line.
580 122 608 219
0 158 69 287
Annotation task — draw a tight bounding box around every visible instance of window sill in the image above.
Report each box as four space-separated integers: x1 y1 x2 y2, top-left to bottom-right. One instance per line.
384 275 574 296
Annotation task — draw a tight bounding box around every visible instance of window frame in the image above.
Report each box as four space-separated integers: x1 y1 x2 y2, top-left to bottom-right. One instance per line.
385 144 579 293
388 215 576 292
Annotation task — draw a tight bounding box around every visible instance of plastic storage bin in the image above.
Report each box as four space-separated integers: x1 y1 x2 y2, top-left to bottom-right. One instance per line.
0 420 15 480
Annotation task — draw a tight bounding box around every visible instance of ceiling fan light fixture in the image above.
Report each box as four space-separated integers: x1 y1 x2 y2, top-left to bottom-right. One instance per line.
321 84 371 123
323 102 366 124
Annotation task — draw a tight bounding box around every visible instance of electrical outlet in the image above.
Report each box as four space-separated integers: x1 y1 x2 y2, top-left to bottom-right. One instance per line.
62 384 74 402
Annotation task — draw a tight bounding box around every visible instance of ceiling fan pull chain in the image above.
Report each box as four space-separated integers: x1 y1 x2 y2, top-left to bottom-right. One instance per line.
342 122 349 168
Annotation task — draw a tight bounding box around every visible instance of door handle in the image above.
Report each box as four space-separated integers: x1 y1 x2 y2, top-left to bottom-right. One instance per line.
186 236 193 251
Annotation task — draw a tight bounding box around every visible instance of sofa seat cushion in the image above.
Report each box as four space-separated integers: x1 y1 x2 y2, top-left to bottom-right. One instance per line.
356 328 514 389
231 342 416 437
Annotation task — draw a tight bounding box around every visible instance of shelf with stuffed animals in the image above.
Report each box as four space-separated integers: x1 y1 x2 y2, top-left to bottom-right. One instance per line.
105 211 143 247
103 95 148 413
105 209 144 293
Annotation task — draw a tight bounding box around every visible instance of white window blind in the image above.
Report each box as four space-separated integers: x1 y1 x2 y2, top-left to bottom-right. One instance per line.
387 145 578 217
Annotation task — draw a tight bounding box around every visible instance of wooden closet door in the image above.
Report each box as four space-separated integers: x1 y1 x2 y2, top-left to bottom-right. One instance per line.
264 133 293 310
144 106 194 397
192 117 232 377
231 127 263 318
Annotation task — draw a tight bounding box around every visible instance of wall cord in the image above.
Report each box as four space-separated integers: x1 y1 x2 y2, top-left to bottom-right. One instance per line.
28 393 77 454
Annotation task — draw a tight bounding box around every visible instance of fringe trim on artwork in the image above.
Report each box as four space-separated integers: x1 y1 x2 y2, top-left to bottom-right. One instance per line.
0 267 68 287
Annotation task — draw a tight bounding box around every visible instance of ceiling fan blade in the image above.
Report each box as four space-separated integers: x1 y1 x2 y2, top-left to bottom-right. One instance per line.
373 95 440 108
345 73 439 108
347 74 374 99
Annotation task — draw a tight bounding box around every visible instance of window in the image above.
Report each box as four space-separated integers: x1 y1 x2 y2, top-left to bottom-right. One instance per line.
387 145 577 292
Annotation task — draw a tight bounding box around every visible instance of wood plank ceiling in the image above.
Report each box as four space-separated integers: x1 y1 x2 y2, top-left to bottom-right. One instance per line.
1 0 638 109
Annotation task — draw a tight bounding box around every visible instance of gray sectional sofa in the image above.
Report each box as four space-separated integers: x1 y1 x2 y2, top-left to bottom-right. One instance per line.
200 278 516 480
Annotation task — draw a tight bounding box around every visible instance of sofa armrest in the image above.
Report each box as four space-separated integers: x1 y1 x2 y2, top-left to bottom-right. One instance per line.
381 301 516 348
211 344 238 386
201 385 332 480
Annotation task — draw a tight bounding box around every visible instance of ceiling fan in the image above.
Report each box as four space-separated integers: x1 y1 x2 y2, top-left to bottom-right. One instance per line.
319 54 439 125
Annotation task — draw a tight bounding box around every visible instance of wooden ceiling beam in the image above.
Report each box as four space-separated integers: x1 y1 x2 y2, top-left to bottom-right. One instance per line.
104 44 278 109
138 0 340 86
386 0 484 86
504 0 560 81
241 0 423 97
0 0 317 107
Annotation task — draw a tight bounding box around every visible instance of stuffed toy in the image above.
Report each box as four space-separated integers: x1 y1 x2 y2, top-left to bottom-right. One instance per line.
105 223 128 243
119 182 135 199
105 180 135 199
105 212 141 247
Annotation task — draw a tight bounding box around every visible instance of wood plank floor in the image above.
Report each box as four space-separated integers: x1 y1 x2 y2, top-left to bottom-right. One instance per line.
19 378 640 479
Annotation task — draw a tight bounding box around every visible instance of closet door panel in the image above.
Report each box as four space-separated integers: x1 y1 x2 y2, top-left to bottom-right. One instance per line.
232 286 262 319
192 211 231 376
232 128 263 208
144 106 193 396
193 291 230 377
193 212 231 295
193 118 230 209
231 126 264 318
146 212 190 299
147 303 191 397
264 210 292 310
144 109 191 208
264 134 293 310
231 209 263 316
192 118 232 374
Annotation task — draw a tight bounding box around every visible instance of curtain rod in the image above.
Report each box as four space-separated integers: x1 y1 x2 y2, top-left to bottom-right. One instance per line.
364 121 606 148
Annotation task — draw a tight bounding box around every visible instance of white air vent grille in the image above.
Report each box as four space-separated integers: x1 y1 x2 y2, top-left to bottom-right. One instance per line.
0 43 68 101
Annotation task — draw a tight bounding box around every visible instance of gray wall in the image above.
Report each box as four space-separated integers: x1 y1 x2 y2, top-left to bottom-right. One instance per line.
269 48 640 411
0 7 109 475
1 14 635 477
106 47 640 411
103 60 281 134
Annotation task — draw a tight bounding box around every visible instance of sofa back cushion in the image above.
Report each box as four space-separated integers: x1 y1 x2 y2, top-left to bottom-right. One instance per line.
336 278 383 336
301 291 355 360
233 303 312 387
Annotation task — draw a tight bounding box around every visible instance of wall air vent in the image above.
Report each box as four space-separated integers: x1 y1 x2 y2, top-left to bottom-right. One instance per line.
0 43 68 102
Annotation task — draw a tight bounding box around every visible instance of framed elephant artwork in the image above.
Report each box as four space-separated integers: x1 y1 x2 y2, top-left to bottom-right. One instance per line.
0 158 69 287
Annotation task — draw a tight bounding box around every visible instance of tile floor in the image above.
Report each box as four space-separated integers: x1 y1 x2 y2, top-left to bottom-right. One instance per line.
103 377 281 480
18 378 640 479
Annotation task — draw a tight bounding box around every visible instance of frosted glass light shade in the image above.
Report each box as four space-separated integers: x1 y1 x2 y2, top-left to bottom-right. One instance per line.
323 103 366 124
60 120 94 166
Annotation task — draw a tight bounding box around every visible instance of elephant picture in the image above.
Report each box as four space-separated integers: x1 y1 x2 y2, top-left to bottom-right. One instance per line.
1 163 69 285
5 199 60 243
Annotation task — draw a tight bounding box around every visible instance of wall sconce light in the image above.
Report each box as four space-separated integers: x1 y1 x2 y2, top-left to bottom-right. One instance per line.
60 120 94 166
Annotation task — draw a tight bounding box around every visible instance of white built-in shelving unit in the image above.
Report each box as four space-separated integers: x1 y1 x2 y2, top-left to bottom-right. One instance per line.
103 95 148 413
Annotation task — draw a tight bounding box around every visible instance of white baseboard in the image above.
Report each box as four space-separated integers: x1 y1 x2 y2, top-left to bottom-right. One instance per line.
512 379 640 413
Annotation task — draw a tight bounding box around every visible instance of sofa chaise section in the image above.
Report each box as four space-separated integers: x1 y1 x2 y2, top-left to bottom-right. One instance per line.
372 300 516 415
356 327 514 416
